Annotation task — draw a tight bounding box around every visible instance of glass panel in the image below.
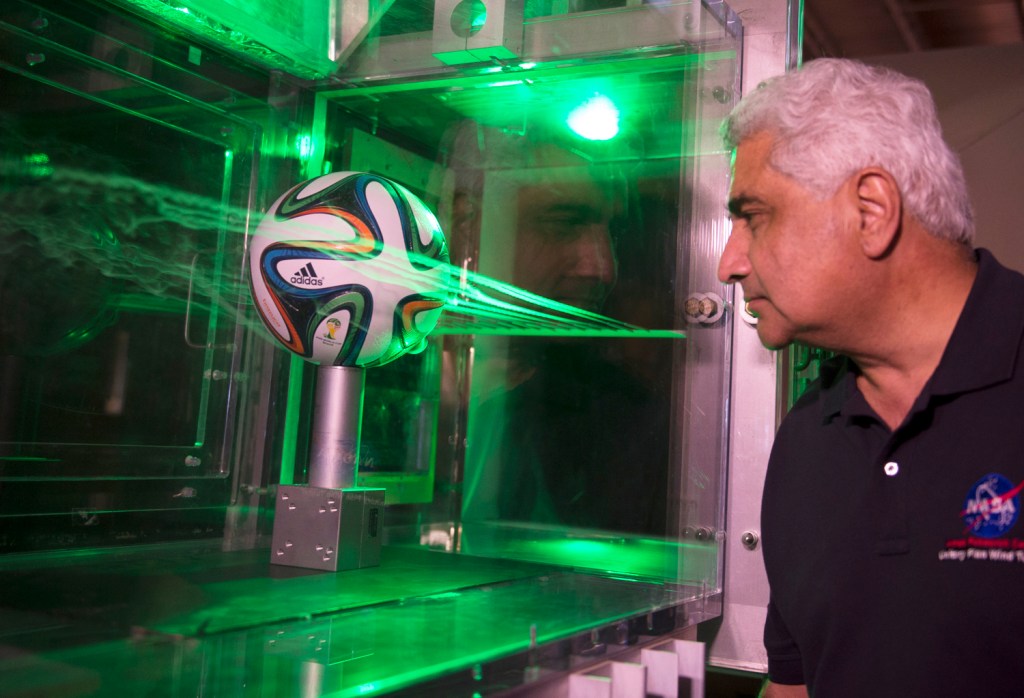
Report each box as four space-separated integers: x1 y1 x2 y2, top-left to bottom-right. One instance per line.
0 1 261 551
0 542 702 696
311 0 740 592
0 0 742 694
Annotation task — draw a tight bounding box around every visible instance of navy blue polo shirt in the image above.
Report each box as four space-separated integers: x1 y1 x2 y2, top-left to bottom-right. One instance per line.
762 249 1024 696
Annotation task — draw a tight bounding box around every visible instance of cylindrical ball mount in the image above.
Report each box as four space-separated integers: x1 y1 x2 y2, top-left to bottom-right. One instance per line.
308 365 365 489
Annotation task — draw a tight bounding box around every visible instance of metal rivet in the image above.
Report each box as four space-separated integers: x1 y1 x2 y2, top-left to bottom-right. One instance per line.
884 461 899 477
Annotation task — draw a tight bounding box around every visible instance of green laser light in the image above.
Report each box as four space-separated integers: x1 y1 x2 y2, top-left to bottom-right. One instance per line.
567 94 620 141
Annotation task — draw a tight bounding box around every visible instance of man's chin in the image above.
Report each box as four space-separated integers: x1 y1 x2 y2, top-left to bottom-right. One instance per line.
754 323 794 351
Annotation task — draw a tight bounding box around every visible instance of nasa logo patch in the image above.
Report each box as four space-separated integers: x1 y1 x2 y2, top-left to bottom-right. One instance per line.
961 473 1021 538
939 473 1024 564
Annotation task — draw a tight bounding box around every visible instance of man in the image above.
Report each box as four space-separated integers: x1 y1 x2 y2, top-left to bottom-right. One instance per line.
718 58 1024 696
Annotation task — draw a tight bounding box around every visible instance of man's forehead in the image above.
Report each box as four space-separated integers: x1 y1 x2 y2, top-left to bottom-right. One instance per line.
732 132 775 173
728 132 783 198
519 179 612 210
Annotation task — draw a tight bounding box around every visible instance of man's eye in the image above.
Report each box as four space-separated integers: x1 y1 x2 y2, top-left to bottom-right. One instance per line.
540 213 591 226
536 216 593 239
740 212 765 231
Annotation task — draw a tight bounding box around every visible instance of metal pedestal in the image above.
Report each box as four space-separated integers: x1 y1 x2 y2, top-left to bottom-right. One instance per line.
270 365 384 572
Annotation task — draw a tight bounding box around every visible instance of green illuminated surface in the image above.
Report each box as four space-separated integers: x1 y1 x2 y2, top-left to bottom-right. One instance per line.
0 542 708 696
461 522 718 586
112 0 337 78
279 353 307 487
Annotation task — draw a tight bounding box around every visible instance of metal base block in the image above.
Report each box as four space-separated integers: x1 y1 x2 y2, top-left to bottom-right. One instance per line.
270 485 385 572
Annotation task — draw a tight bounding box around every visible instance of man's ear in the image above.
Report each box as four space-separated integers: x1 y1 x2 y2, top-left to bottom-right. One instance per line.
855 168 902 259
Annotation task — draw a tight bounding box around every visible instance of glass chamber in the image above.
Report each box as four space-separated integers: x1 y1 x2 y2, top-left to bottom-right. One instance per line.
0 0 741 694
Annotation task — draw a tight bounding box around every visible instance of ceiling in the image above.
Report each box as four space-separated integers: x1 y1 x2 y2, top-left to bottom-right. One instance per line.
801 0 1024 59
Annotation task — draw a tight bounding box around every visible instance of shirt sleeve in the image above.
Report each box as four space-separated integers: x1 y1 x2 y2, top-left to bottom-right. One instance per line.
764 596 805 685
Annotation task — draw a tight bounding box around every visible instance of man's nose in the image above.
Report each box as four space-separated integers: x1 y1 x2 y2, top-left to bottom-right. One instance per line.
572 226 618 285
717 228 751 284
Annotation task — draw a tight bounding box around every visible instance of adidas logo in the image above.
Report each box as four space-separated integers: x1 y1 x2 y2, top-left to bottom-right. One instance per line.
289 262 323 286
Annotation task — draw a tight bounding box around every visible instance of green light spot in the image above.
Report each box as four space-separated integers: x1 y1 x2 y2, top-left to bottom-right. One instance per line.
567 94 620 141
23 152 53 178
296 135 313 160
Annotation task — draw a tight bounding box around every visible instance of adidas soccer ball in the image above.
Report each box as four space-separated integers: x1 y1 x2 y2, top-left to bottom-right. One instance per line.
248 171 450 367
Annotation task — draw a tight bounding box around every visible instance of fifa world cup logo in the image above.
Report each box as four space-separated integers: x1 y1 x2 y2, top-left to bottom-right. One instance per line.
324 317 341 340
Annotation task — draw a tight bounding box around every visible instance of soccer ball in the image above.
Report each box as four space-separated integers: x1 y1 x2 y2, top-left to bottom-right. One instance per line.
248 171 450 367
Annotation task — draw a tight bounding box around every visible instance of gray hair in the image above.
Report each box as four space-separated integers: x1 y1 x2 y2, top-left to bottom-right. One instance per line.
722 58 974 244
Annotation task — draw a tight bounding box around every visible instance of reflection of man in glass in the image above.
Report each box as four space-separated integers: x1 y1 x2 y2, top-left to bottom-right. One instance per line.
511 144 618 315
444 125 670 535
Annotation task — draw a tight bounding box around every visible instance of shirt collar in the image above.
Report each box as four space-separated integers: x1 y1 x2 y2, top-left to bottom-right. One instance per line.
928 248 1024 396
818 249 1024 423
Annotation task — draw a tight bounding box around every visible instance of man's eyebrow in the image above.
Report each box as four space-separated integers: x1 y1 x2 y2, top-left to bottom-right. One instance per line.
540 203 604 220
726 195 762 217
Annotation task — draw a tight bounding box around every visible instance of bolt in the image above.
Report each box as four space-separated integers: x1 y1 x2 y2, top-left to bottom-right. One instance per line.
741 531 760 550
